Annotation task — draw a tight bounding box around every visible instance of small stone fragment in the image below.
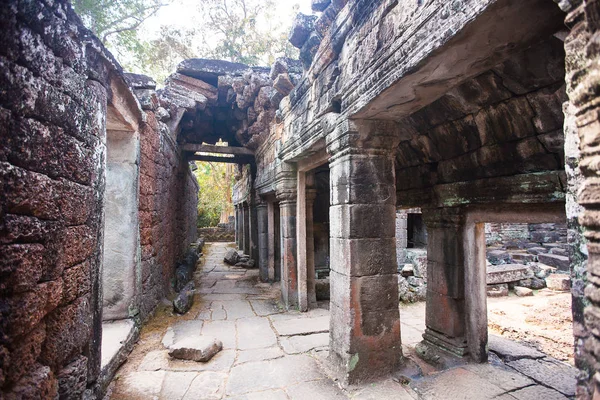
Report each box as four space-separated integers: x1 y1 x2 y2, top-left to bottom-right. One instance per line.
173 282 195 314
168 336 223 362
546 274 571 291
224 249 240 265
487 283 509 297
514 286 533 297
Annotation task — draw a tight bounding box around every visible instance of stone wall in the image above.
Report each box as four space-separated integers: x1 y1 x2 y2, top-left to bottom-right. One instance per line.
129 77 199 320
0 1 108 397
0 2 199 397
198 224 235 242
563 0 597 397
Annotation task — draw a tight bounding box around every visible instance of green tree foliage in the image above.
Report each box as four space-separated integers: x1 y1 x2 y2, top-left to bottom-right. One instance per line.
73 0 301 83
193 162 235 228
72 0 168 65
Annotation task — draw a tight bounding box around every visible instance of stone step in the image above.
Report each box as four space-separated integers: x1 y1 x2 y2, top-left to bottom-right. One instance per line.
487 264 531 284
537 254 569 270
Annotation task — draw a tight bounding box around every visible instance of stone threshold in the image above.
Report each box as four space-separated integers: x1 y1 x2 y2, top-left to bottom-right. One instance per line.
98 319 140 395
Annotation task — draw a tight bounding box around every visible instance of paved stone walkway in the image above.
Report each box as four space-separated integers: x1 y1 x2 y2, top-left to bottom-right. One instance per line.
108 242 577 400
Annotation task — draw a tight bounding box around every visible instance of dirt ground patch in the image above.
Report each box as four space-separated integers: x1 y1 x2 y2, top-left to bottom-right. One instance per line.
487 290 574 365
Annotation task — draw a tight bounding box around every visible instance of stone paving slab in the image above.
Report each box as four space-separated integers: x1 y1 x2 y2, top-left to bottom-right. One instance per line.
271 315 330 336
506 359 577 396
280 332 329 354
235 347 284 365
502 384 569 400
285 379 347 399
249 300 282 316
161 320 204 347
225 355 324 396
182 371 227 399
224 388 289 400
236 317 278 350
462 363 534 392
488 335 545 361
412 367 507 400
201 320 237 349
349 379 415 400
159 371 197 399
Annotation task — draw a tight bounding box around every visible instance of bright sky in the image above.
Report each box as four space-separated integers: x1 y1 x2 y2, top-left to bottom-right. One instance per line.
140 0 314 41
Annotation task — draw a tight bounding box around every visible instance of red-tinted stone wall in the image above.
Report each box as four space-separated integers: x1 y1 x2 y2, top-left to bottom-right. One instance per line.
0 1 109 397
137 102 198 320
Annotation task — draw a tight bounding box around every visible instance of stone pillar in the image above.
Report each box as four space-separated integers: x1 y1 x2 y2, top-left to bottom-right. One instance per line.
326 118 402 383
267 201 276 281
235 205 241 248
296 170 309 311
276 163 298 309
306 186 318 307
420 208 468 358
243 202 250 255
250 200 259 264
257 200 269 282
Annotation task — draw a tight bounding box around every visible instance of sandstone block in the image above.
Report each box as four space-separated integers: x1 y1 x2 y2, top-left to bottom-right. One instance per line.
546 274 571 291
288 13 318 49
518 277 546 290
527 246 547 255
538 253 569 270
273 73 295 96
168 336 223 362
487 284 509 297
173 282 195 314
224 249 240 265
487 264 531 284
487 249 511 265
514 286 533 297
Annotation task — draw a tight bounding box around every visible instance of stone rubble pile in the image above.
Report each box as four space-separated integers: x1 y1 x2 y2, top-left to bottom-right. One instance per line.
223 249 256 268
172 238 204 314
130 57 303 151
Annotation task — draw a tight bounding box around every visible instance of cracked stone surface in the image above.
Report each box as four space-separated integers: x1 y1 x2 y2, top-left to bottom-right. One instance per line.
108 242 577 400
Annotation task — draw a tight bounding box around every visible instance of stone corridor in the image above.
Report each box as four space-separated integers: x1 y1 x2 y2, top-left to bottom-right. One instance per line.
107 243 577 400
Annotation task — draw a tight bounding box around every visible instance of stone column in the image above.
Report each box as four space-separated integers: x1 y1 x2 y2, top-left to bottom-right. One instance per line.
326 118 402 383
267 201 276 281
296 170 309 311
243 202 250 255
250 199 259 264
235 205 241 248
306 186 318 307
257 200 269 282
276 162 298 309
420 208 468 358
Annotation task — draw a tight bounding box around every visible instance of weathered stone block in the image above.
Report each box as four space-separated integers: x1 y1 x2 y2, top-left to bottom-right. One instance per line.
487 284 509 297
538 253 569 270
330 237 396 276
514 286 533 297
329 204 396 239
174 282 195 314
546 274 571 291
487 249 511 265
487 264 531 284
288 13 318 49
168 336 223 362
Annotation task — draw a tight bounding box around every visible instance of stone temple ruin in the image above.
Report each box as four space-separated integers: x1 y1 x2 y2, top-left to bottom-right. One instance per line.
5 0 600 398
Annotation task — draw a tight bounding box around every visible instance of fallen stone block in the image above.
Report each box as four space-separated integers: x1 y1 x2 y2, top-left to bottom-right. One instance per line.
224 249 240 265
488 335 545 361
487 264 531 284
487 284 509 297
168 336 223 362
510 252 536 265
531 263 556 279
234 259 255 269
487 249 511 265
527 247 547 255
173 282 195 314
514 286 533 297
517 277 546 290
546 274 571 292
549 247 568 256
401 264 414 277
537 254 569 270
288 13 318 49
